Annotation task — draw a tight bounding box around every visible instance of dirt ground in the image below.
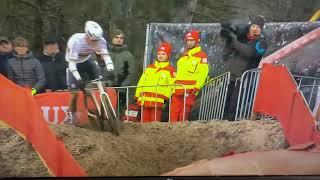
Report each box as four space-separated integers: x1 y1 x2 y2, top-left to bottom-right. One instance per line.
0 119 287 177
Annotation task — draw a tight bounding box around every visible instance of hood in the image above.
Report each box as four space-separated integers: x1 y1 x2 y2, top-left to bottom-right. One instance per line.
109 44 128 52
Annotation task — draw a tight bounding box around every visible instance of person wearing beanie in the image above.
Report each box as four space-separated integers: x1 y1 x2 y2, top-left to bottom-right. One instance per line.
37 35 67 92
134 42 175 123
101 28 137 87
220 15 268 120
99 28 137 118
170 30 209 122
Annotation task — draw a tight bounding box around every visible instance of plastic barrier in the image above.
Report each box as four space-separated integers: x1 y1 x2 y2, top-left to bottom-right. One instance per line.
0 75 87 176
34 88 117 124
253 64 320 146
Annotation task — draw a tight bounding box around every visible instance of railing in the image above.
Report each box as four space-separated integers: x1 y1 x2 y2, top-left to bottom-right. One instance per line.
235 69 261 120
294 75 320 115
198 72 230 120
235 68 320 120
111 84 187 122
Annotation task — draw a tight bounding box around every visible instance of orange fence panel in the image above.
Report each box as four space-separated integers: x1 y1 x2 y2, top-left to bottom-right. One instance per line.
0 75 87 176
253 64 320 146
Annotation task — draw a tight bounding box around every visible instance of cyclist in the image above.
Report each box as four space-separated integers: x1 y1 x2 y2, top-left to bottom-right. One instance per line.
66 20 114 88
66 20 114 124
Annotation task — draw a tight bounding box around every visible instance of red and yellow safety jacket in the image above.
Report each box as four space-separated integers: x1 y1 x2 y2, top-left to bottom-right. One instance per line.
174 46 209 95
135 60 176 107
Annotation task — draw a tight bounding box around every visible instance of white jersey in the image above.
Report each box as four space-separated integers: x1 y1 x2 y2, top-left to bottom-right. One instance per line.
65 33 109 63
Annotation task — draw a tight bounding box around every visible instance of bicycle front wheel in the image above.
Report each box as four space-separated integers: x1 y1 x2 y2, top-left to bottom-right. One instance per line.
101 94 122 136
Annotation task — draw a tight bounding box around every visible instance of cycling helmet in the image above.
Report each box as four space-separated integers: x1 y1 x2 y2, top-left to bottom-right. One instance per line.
84 21 103 40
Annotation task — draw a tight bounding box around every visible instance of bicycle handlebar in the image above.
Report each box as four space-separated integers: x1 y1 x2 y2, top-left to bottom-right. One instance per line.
89 77 103 83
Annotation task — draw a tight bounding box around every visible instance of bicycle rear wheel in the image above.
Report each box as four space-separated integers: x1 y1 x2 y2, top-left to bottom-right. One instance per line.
101 94 122 135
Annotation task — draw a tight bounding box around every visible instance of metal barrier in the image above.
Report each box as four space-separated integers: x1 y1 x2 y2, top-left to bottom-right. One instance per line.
235 69 261 120
111 84 187 123
294 75 320 114
235 68 320 120
198 72 230 120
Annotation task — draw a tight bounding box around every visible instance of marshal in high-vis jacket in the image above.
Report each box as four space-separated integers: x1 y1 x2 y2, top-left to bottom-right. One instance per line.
174 46 209 95
135 60 175 107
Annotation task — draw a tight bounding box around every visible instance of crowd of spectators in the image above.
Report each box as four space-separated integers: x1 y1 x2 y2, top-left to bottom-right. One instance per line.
0 15 268 121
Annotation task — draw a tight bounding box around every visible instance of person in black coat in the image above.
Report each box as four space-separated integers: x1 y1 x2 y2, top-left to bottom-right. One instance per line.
220 15 268 120
37 36 67 92
0 36 13 77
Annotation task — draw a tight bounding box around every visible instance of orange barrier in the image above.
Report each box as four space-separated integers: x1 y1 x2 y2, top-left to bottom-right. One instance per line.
34 89 117 124
259 27 320 67
253 64 320 146
0 75 87 176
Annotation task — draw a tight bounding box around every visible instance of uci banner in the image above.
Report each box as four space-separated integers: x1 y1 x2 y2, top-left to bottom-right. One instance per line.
34 89 118 124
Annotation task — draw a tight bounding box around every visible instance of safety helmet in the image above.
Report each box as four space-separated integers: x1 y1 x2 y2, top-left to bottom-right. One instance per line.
84 21 103 40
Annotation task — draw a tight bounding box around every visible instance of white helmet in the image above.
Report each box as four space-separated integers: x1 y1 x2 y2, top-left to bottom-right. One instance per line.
84 21 103 40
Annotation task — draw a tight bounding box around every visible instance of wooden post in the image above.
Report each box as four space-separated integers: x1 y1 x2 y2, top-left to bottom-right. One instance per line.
25 141 33 154
251 111 257 121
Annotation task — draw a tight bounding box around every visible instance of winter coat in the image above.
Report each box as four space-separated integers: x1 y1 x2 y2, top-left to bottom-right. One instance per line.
0 52 13 77
104 44 137 87
135 60 175 107
7 51 46 91
174 46 209 95
37 51 67 91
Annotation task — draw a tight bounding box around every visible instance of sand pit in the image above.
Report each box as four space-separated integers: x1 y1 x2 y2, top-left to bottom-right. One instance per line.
0 120 287 177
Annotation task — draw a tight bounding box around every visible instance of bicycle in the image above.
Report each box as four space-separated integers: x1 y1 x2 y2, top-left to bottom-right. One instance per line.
85 77 123 135
67 77 122 135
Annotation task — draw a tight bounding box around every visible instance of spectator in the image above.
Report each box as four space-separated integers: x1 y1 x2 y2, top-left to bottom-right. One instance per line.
7 37 46 95
107 29 137 87
101 28 137 115
220 15 268 120
170 30 209 122
37 35 67 92
135 42 175 122
0 36 13 77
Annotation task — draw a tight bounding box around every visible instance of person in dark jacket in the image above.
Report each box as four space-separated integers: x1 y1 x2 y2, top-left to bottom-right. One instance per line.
7 37 46 95
97 29 138 115
220 15 268 120
98 29 137 87
37 36 67 91
0 36 14 77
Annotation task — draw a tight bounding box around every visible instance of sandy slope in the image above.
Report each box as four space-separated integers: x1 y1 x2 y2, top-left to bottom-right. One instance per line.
0 119 286 177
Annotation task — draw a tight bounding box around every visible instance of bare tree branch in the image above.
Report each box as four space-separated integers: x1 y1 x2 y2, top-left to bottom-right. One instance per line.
190 10 219 21
18 0 40 11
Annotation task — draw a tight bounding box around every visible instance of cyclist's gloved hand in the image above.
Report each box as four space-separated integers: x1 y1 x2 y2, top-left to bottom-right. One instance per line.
31 88 37 96
106 64 114 71
77 79 85 90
